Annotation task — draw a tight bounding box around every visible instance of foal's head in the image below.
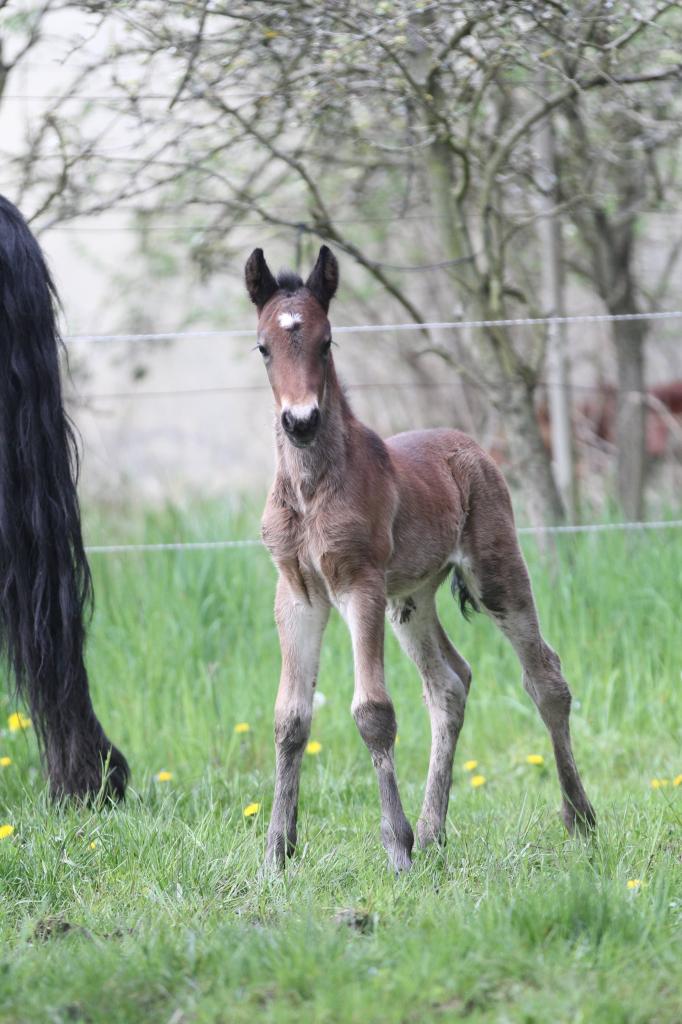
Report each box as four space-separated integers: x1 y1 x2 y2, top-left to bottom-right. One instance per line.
245 246 339 447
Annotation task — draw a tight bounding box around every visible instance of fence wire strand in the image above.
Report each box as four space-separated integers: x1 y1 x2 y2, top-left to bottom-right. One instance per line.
64 309 682 346
70 379 679 402
84 518 682 555
63 306 682 554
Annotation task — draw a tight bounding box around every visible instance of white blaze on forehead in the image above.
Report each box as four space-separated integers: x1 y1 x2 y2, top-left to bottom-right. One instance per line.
278 311 303 330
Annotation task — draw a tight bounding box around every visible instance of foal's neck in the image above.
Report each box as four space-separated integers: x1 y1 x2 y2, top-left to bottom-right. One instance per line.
276 360 354 503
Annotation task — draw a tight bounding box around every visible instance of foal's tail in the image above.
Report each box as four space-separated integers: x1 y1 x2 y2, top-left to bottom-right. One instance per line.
0 195 128 800
450 566 480 621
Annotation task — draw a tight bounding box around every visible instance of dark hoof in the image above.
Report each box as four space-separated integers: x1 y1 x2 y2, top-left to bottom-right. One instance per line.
562 800 596 835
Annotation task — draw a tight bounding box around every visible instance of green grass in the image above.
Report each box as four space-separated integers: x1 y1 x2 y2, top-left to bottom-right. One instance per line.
1 501 681 1023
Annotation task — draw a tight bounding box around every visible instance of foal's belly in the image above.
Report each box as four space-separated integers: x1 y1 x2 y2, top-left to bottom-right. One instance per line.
384 428 469 596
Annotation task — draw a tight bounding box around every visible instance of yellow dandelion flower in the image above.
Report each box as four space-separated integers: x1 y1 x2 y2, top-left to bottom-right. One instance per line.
673 774 682 787
8 712 31 733
306 741 322 755
0 824 14 840
243 802 260 817
526 754 545 766
0 756 12 767
89 841 97 850
234 722 251 734
650 778 669 789
626 879 641 890
155 770 173 782
470 774 486 788
463 759 479 772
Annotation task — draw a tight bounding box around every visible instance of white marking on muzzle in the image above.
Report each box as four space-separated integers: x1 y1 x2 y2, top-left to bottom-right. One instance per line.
282 401 318 423
278 312 303 330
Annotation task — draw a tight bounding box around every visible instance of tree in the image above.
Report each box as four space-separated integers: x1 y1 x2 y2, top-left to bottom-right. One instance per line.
555 2 682 518
1 1 93 222
7 1 682 523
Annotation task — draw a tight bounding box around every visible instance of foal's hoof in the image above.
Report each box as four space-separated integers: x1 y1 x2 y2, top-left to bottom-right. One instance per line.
264 834 289 872
562 800 597 835
387 846 412 873
260 848 288 881
417 817 446 850
263 823 298 872
382 817 414 873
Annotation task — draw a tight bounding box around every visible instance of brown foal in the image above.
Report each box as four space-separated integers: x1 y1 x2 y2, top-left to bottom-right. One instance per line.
246 245 595 871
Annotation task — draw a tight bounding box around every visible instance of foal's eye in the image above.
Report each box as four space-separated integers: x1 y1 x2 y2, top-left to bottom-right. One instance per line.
257 343 269 358
321 338 332 357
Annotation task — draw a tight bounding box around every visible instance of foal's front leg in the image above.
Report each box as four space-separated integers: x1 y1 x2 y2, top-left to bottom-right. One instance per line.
342 575 414 872
266 576 330 869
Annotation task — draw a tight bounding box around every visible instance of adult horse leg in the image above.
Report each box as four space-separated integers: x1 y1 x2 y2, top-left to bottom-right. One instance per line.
465 531 595 833
389 581 471 848
266 576 330 869
341 573 414 871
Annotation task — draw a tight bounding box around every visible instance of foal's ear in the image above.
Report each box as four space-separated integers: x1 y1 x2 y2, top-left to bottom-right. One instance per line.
305 245 339 312
245 248 278 312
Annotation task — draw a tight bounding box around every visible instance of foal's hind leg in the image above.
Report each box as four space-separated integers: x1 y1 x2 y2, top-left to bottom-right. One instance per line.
466 538 595 833
389 582 471 848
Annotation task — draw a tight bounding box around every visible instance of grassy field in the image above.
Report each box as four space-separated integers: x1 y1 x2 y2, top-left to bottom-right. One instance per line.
0 501 680 1023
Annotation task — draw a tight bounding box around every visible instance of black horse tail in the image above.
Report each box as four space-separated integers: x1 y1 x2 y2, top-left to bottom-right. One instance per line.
0 195 128 800
450 565 480 621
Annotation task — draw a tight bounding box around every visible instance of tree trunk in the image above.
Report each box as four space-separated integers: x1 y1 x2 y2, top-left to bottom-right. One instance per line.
537 93 576 520
612 316 646 520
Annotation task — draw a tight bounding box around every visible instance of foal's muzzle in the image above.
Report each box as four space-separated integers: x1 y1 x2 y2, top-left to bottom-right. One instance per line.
281 406 321 447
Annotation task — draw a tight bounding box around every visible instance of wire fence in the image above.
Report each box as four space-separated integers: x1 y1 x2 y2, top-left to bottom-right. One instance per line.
39 209 682 229
71 379 681 402
62 306 682 554
64 309 682 346
37 209 682 235
84 518 682 556
63 308 682 401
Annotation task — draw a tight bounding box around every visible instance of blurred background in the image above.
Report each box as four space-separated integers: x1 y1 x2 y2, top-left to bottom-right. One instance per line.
2 0 682 526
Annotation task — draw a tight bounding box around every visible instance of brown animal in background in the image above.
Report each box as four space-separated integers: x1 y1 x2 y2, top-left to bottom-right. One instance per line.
537 380 682 461
246 246 595 871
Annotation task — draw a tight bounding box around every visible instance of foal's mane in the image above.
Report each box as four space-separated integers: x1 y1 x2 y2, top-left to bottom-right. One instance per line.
276 269 304 294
